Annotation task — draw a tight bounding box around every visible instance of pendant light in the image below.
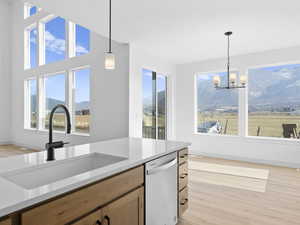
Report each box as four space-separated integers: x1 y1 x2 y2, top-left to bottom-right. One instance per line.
105 0 115 70
213 31 247 89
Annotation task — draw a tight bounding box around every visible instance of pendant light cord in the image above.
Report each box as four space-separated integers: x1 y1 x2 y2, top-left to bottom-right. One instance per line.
227 33 230 87
108 0 112 53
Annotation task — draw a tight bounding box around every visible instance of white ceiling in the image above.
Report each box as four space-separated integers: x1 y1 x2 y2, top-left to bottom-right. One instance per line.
29 0 300 64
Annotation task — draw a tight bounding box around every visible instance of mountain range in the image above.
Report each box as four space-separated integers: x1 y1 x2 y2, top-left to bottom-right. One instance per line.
196 65 300 113
31 96 89 112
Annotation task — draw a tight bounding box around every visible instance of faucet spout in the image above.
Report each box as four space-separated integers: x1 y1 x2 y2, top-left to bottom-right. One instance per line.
46 104 72 161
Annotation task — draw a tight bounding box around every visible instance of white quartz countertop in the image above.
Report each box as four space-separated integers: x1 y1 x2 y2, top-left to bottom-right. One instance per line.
0 137 190 217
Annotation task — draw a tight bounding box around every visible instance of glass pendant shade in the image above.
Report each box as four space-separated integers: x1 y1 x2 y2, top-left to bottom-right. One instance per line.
213 75 221 87
105 52 115 70
229 73 237 85
240 75 247 86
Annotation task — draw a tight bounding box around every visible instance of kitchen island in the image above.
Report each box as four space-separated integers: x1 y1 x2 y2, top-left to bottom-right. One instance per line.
0 137 190 225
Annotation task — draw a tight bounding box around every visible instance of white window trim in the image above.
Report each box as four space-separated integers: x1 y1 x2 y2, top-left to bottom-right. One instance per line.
194 61 300 144
40 71 67 131
24 77 37 129
71 65 91 134
245 61 300 141
23 8 92 136
24 23 37 70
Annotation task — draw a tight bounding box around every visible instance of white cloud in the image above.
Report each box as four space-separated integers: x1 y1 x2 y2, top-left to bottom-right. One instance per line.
45 31 66 55
76 45 89 55
30 31 89 56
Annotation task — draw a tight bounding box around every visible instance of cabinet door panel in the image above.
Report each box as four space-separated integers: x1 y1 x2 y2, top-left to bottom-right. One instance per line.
70 209 102 225
102 187 144 225
0 218 11 225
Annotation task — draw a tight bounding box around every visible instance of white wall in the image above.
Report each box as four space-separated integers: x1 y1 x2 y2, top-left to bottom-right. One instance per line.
10 1 129 149
175 46 300 168
0 0 12 144
129 44 176 139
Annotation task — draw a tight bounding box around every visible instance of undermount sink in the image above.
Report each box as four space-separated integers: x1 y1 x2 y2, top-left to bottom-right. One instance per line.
1 153 126 190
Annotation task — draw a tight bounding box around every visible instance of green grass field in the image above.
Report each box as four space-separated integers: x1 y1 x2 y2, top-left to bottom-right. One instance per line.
197 112 300 138
31 114 90 133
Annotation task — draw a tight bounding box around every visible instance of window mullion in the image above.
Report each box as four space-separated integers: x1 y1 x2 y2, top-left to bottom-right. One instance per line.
38 21 45 66
66 70 75 133
67 21 75 58
38 76 44 130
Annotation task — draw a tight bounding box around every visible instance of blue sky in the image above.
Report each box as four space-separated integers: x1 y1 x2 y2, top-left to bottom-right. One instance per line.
142 69 166 101
30 14 90 104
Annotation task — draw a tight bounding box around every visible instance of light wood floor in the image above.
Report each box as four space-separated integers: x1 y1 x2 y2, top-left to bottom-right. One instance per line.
0 145 38 158
178 156 300 225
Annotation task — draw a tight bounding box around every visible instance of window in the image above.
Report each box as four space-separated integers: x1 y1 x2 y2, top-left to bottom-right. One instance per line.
248 64 300 139
196 72 238 135
24 25 37 69
24 78 37 129
75 24 90 56
73 68 91 133
44 17 66 64
142 69 167 140
42 73 66 131
24 3 38 19
23 10 92 134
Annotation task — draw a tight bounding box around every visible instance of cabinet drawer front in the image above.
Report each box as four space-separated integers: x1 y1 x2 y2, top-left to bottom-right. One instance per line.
179 162 188 175
22 166 144 225
0 218 11 225
179 188 189 217
179 173 188 191
179 187 188 205
179 163 188 191
178 149 188 165
70 209 102 225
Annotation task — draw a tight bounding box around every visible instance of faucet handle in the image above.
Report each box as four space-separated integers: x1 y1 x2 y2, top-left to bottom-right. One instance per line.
63 142 70 145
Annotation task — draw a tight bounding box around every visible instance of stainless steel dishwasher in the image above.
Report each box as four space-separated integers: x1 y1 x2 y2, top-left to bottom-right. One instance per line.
146 152 178 225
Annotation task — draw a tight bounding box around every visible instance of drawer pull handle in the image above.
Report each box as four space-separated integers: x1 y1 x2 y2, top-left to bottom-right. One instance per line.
184 153 188 156
180 173 188 179
103 215 110 225
96 220 102 225
180 198 188 205
180 155 186 159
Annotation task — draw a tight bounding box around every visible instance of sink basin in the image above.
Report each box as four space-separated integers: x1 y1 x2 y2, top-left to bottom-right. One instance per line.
1 153 126 189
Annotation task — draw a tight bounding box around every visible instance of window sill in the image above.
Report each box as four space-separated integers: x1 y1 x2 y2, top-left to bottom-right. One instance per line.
193 132 300 145
194 132 240 138
24 128 90 137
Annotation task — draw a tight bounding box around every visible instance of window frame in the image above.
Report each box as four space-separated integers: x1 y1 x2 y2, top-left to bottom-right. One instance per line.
40 71 67 131
70 65 91 135
24 77 38 130
194 69 240 137
24 3 41 19
246 61 300 141
24 23 37 70
23 8 92 136
142 68 168 140
40 15 67 65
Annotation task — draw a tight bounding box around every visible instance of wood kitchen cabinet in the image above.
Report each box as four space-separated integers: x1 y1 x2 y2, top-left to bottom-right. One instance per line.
178 148 189 217
0 218 11 225
70 209 102 225
22 166 144 225
102 187 144 225
70 187 144 225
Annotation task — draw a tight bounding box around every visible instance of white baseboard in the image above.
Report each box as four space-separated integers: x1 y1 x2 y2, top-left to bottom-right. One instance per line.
0 141 11 145
191 151 300 169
